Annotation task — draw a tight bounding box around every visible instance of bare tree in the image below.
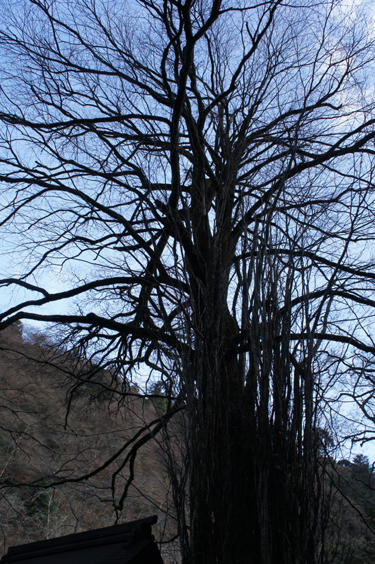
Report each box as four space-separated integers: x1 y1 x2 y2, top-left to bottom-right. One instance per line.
0 0 375 562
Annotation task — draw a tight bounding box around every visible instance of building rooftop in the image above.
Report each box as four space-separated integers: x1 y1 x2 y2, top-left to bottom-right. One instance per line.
1 515 164 564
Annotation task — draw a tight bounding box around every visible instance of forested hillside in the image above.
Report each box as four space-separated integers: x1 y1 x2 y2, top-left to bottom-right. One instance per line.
0 323 178 562
328 457 375 564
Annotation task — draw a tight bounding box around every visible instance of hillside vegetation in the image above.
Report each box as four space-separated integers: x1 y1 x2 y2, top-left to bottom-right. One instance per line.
0 323 177 561
328 456 375 563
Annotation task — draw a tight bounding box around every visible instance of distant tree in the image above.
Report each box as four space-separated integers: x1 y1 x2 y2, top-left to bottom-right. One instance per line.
353 455 371 471
1 0 375 562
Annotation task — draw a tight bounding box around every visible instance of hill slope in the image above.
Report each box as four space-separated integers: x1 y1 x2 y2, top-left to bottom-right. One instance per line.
0 324 177 561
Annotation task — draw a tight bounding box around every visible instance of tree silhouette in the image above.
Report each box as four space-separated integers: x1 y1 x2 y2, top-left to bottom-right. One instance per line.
0 0 375 562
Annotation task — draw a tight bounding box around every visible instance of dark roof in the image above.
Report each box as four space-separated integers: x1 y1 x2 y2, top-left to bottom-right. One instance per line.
1 515 164 564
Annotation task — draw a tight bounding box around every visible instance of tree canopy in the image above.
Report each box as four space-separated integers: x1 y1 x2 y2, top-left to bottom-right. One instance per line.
0 0 375 562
